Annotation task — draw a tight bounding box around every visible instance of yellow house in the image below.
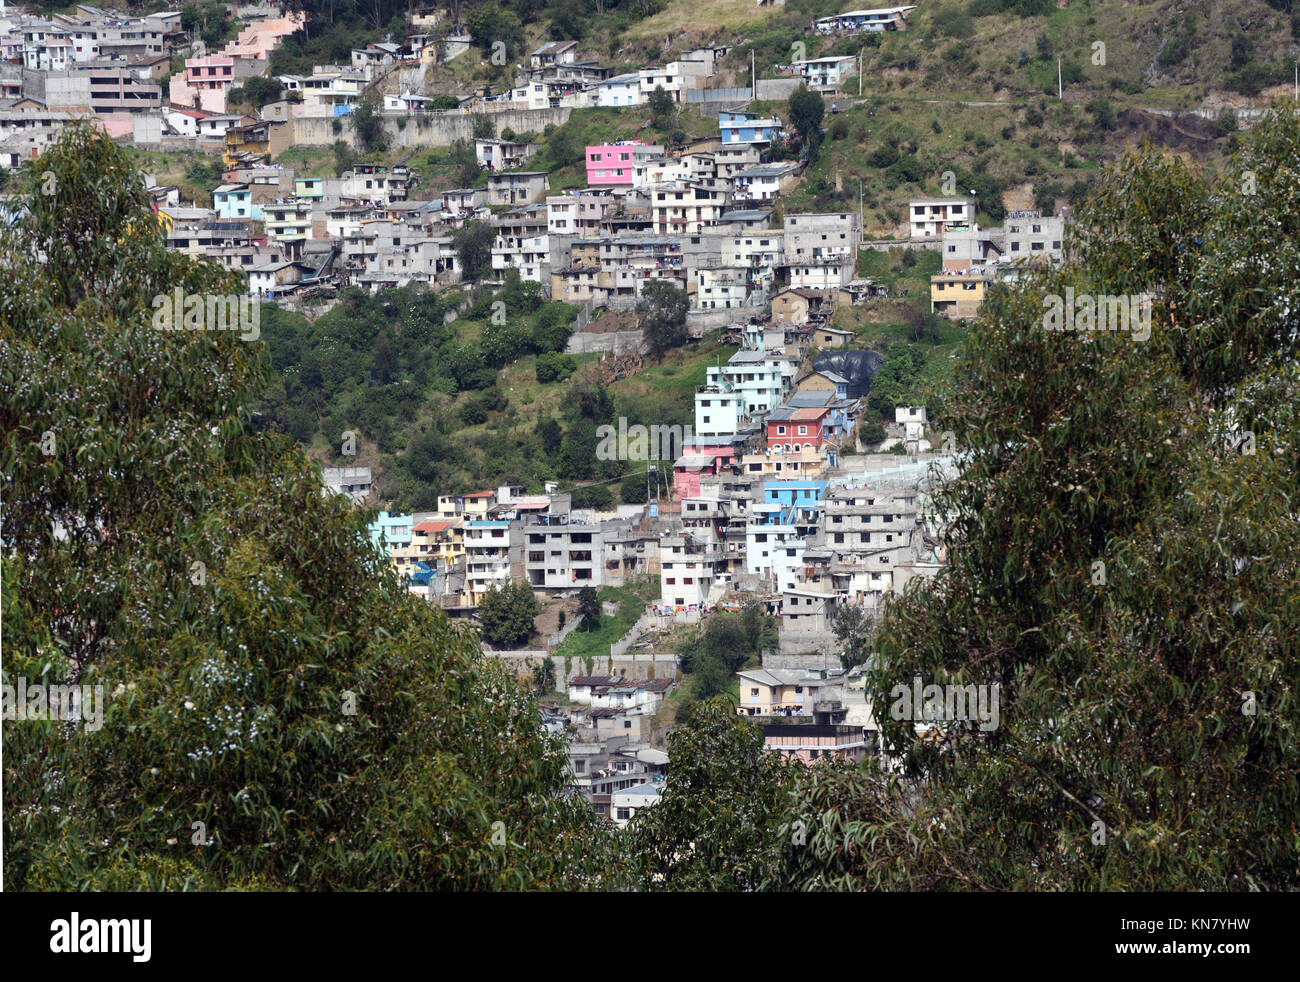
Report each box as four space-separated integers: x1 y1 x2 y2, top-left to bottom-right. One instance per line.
223 119 291 167
737 669 809 716
411 519 464 567
930 270 993 319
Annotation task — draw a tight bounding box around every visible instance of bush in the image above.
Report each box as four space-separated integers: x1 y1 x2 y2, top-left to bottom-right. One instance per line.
536 352 576 383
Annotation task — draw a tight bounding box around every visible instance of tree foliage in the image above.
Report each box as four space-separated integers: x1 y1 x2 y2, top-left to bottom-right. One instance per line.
637 280 688 361
1 124 614 890
478 580 542 649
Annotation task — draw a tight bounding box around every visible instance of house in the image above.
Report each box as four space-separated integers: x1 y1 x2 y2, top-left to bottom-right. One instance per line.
523 514 602 592
796 370 851 402
441 187 487 216
247 259 313 296
766 408 832 455
322 466 373 503
731 162 799 202
718 110 782 144
638 58 712 103
939 222 1001 271
595 72 642 107
997 211 1065 264
791 55 856 93
909 196 974 239
213 184 252 220
658 534 727 609
474 137 538 171
786 257 853 291
930 268 993 318
650 181 727 235
222 119 291 167
585 140 662 186
530 40 577 68
738 668 842 717
812 325 855 348
762 723 868 763
771 287 836 325
461 519 520 605
611 783 661 826
812 7 918 34
784 212 860 261
486 170 547 207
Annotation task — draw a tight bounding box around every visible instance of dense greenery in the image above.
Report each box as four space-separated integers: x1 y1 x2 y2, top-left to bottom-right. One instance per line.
1 124 612 890
255 274 581 507
677 603 778 706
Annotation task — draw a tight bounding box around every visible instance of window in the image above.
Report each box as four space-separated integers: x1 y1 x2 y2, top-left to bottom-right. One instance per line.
616 808 631 820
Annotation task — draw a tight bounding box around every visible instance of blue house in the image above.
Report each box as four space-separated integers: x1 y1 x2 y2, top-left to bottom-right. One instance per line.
718 110 782 144
213 183 252 220
757 480 827 526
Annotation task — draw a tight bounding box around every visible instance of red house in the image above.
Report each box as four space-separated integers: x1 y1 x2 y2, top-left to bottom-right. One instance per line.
765 407 830 455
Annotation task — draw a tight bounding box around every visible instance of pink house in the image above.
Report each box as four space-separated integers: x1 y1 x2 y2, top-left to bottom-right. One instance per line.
171 55 236 112
762 724 867 764
585 141 644 185
672 443 735 500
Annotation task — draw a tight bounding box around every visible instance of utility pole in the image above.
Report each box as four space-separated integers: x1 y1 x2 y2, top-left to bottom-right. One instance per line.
752 48 756 100
859 48 863 98
859 178 863 235
1058 57 1062 100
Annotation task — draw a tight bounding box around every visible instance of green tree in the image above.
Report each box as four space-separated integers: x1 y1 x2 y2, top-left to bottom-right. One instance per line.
453 220 495 282
349 95 387 153
478 580 541 648
648 85 675 130
832 605 874 669
532 657 557 694
788 85 825 160
637 280 688 361
576 586 601 630
621 699 798 890
1 123 614 890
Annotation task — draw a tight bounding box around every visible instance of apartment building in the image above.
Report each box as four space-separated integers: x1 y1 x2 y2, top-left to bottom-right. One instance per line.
462 520 522 606
658 534 728 609
492 203 550 282
524 515 603 592
651 181 727 236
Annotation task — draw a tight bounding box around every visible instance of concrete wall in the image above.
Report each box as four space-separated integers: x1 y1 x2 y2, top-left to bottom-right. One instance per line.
565 329 643 355
755 78 802 100
762 649 843 670
292 106 571 149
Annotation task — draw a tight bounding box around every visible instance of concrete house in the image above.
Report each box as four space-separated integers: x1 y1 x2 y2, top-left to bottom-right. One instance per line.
486 170 547 207
909 196 974 239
